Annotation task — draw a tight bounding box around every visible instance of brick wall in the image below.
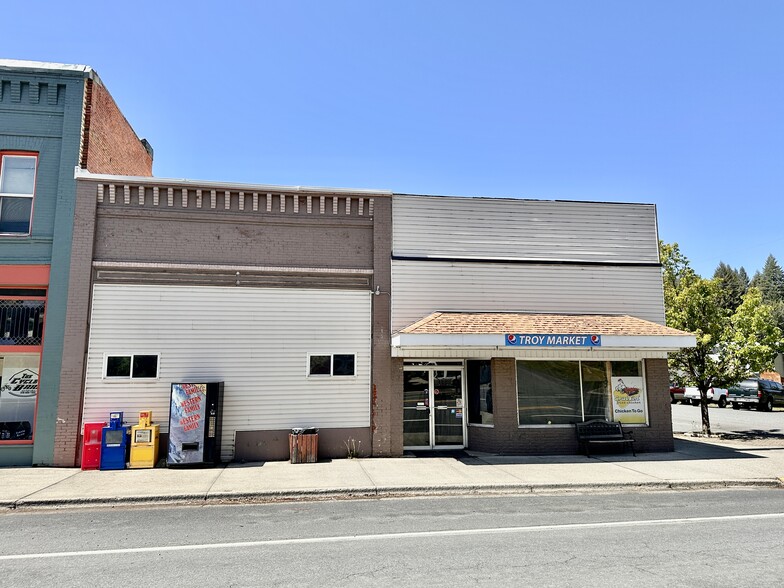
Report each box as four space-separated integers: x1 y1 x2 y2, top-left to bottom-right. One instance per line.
94 209 373 268
370 197 395 456
82 79 152 176
53 181 99 465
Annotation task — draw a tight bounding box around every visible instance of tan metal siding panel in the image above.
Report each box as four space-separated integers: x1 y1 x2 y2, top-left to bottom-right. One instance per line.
82 284 371 460
392 195 659 263
391 261 665 332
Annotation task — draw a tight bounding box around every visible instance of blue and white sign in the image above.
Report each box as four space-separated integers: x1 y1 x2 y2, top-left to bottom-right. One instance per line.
505 334 602 347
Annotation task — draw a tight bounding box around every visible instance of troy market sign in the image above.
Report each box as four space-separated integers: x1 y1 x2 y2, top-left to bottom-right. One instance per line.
505 334 602 347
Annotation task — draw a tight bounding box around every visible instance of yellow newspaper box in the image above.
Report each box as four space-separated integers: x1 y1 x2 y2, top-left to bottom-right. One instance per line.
129 411 160 468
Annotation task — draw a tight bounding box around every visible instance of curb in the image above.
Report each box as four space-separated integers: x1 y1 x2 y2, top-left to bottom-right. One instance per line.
5 478 782 510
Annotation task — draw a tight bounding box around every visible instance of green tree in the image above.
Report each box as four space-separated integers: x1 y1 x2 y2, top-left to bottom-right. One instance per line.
737 267 750 290
713 261 748 313
750 255 784 333
751 254 784 303
662 244 783 434
660 241 697 321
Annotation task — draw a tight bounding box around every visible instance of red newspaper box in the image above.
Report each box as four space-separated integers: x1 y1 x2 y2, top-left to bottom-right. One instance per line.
81 422 104 470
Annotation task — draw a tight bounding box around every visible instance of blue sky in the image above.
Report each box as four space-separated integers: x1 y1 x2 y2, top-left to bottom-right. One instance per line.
3 1 782 277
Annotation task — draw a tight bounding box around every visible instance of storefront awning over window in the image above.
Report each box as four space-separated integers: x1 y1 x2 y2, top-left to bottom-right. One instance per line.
391 312 695 357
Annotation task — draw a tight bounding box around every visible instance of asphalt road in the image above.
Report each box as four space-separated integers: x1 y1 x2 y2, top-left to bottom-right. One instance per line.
671 402 784 438
1 490 783 587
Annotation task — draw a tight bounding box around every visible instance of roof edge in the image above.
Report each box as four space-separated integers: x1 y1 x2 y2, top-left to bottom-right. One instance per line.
74 168 393 196
0 59 95 79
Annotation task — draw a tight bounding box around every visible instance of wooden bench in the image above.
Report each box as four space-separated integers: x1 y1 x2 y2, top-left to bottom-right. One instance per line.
575 419 635 457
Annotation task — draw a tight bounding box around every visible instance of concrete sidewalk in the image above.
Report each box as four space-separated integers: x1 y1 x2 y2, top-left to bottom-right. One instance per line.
2 437 783 510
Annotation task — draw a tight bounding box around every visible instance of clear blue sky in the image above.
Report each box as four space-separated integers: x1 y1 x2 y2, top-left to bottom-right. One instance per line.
3 1 782 278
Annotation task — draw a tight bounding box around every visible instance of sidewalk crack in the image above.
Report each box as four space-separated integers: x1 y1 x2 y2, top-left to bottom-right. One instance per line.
355 460 379 495
13 469 83 507
204 463 230 500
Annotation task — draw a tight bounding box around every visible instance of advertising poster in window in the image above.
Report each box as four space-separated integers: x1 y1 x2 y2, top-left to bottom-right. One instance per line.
611 376 646 424
0 354 39 441
168 383 207 463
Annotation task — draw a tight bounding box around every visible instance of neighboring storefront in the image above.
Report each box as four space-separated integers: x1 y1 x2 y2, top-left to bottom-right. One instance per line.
0 60 153 466
60 172 393 463
0 265 47 461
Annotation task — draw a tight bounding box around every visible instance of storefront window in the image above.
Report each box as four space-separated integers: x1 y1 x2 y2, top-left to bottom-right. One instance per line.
517 361 582 425
517 360 646 426
0 353 39 442
0 299 45 346
581 361 610 421
467 360 493 425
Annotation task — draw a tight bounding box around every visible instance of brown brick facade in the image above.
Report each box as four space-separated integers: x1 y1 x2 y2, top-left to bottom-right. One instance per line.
81 79 152 176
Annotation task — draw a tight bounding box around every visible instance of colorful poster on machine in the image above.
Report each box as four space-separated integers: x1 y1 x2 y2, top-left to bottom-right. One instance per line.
0 354 39 441
168 383 207 464
611 376 646 424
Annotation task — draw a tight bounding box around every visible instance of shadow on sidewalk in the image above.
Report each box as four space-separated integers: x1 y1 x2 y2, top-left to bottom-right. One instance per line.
402 437 773 466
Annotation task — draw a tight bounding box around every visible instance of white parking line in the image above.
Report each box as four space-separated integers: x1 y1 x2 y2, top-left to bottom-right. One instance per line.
2 512 783 561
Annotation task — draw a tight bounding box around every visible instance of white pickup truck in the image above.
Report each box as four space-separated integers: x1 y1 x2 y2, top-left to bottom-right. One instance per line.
683 386 729 408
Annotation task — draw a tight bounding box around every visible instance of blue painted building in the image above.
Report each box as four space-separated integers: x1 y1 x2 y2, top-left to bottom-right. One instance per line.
0 60 152 466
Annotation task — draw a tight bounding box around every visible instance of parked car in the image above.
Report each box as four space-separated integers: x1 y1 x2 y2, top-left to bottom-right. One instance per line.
670 384 686 404
728 378 784 411
683 386 729 408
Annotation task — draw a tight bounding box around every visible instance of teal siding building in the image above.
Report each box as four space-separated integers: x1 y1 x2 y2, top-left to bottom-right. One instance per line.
0 60 152 466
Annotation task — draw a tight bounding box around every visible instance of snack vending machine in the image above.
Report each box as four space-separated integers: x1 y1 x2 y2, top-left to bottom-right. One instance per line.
167 382 224 467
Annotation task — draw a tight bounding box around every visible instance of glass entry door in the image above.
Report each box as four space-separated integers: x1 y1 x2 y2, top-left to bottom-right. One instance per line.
403 368 465 449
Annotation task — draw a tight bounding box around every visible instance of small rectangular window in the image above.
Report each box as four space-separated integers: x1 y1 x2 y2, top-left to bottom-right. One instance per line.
333 354 355 376
0 154 37 235
132 355 159 378
308 353 356 377
309 355 331 376
105 354 158 379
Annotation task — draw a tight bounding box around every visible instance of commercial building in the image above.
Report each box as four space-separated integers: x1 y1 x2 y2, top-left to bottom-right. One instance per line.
60 171 693 465
0 60 152 466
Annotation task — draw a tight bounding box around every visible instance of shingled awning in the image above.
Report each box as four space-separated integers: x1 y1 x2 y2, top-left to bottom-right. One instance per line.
391 312 695 355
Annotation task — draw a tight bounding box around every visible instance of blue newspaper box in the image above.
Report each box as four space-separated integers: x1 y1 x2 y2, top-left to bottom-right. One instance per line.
100 412 128 470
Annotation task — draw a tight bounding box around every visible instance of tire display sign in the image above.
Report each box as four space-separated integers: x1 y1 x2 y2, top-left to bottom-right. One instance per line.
0 354 40 441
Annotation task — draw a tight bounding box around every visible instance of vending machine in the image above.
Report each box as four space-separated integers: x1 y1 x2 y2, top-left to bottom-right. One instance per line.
167 382 224 467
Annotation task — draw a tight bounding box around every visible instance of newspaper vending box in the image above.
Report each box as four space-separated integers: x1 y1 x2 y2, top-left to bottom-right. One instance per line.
129 410 160 468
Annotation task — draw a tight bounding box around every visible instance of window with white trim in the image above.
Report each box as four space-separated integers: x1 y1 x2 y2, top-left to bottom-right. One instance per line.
104 354 159 379
308 353 356 377
0 154 37 235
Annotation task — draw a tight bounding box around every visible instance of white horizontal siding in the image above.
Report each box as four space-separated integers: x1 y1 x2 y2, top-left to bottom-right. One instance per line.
393 194 659 263
83 284 371 460
391 261 666 332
